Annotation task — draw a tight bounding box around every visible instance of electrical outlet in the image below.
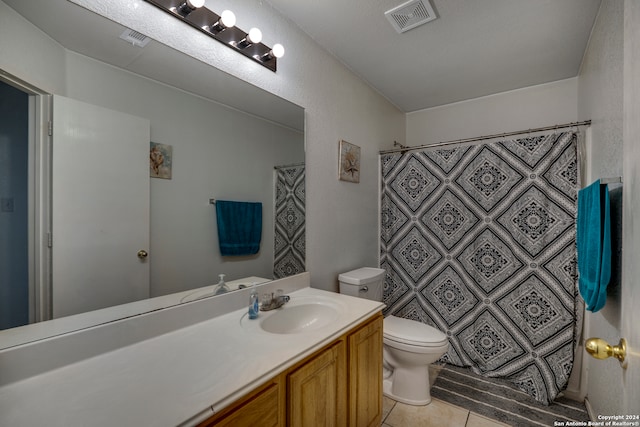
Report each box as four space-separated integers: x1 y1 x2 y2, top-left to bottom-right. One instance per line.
1 197 14 212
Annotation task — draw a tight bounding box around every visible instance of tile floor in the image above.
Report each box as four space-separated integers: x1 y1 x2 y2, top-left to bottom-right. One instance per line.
380 364 511 427
381 396 510 427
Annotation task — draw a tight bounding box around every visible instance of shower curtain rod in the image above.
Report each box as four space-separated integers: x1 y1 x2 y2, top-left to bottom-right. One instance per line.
274 162 305 169
379 120 592 155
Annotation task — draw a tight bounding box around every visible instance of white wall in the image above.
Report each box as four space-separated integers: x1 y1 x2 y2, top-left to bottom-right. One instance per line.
0 1 65 94
63 52 304 296
406 77 578 145
576 0 625 417
71 0 407 292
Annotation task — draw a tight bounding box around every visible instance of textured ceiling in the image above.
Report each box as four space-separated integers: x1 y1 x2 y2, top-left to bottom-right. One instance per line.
4 0 602 115
268 0 602 112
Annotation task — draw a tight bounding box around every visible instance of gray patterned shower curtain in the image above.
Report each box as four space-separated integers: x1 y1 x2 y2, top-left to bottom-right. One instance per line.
380 132 580 404
273 164 306 278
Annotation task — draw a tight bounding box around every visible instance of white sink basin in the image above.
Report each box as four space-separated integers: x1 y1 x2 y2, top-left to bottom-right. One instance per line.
260 303 338 334
241 295 343 334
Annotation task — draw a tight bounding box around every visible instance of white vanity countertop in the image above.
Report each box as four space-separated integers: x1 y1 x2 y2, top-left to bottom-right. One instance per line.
0 287 384 427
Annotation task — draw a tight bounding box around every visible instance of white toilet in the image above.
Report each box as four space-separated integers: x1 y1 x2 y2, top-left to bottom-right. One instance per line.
338 267 449 405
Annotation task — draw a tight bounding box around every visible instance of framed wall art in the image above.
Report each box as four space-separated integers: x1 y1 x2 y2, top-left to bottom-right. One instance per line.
338 139 360 183
150 141 172 179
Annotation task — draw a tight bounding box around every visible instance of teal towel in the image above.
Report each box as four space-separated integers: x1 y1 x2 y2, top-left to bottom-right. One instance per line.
215 200 262 256
576 180 611 312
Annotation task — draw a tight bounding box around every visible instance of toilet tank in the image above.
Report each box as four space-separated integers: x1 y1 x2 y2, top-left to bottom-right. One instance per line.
338 267 385 302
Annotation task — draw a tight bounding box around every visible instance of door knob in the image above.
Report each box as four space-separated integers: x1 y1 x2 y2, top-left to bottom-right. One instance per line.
137 250 149 259
585 337 627 368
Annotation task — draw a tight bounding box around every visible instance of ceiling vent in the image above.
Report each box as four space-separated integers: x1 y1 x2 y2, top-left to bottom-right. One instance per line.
119 29 151 48
385 0 437 34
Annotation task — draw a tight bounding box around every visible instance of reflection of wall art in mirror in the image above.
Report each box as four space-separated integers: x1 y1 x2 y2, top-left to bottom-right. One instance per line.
150 141 172 179
339 140 360 183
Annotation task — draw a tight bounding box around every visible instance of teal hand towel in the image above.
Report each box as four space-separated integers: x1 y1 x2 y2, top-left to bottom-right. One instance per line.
215 200 262 256
576 180 611 312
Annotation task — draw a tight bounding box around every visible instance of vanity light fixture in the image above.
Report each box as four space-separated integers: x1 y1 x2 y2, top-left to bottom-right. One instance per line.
172 0 204 17
144 0 284 72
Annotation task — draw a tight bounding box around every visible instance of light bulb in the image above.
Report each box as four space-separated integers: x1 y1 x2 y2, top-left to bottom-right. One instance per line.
186 0 205 8
219 10 236 28
271 43 285 58
207 9 235 33
260 43 285 62
247 28 262 44
175 0 204 16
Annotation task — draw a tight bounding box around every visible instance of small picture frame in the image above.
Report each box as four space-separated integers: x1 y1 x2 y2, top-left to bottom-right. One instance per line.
338 140 360 183
150 142 172 179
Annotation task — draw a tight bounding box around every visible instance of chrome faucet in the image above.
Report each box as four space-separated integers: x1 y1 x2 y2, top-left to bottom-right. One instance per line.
260 290 290 311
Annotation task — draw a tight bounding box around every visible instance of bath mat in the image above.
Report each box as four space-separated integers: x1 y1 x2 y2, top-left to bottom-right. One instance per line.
431 364 588 427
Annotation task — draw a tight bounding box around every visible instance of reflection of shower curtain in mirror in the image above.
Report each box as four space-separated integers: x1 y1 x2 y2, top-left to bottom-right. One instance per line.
273 165 305 278
380 132 580 404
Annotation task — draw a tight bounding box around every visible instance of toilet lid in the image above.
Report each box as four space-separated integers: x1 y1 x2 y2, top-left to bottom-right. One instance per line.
383 315 448 347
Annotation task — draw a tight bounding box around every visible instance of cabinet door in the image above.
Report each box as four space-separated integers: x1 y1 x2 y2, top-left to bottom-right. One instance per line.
348 314 383 427
287 341 347 426
199 379 284 427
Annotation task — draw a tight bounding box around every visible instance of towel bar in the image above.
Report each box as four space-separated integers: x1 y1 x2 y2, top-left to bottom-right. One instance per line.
600 177 622 184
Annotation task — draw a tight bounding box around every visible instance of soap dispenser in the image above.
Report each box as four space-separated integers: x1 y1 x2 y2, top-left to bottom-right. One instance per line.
248 283 259 319
214 274 229 295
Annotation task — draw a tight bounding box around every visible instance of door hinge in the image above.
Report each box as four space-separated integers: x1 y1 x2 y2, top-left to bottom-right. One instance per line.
47 232 53 248
48 120 53 136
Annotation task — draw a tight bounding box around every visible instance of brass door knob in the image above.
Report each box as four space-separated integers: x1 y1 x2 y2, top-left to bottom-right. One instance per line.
585 337 627 367
137 250 149 259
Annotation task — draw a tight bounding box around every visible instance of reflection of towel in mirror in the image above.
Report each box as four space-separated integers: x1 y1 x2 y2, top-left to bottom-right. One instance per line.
576 180 611 312
215 200 262 256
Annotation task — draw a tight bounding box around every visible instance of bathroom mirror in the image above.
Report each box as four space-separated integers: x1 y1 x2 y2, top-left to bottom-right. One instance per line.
0 0 305 347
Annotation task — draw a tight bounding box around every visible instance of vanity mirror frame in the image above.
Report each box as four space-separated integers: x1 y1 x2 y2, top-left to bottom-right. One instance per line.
0 0 305 350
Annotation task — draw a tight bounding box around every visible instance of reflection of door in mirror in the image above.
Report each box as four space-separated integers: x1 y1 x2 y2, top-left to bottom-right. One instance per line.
51 96 151 318
1 89 153 329
0 80 29 330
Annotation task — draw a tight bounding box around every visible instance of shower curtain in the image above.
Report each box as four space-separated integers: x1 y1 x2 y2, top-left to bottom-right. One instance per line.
380 132 580 404
273 164 306 278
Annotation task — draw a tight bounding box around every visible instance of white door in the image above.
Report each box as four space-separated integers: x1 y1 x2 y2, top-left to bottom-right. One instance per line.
622 0 640 411
51 95 150 318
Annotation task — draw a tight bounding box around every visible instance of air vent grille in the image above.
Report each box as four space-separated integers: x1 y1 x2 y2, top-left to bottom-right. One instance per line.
119 29 151 47
385 0 437 34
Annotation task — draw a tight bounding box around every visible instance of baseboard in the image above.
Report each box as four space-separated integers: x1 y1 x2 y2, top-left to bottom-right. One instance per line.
584 396 595 421
562 388 582 402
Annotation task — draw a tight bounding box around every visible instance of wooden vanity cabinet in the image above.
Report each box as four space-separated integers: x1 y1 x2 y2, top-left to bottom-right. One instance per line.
197 313 382 427
197 376 286 427
348 314 384 427
287 340 347 426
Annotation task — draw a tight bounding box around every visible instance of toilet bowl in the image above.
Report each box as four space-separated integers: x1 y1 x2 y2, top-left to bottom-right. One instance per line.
382 315 448 405
338 267 449 405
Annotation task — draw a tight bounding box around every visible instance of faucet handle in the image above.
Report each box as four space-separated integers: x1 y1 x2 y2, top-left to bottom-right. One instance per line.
262 293 271 305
